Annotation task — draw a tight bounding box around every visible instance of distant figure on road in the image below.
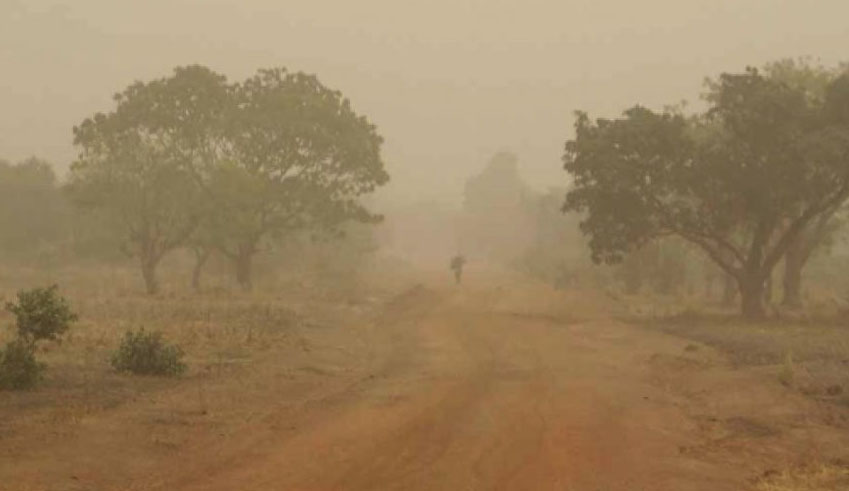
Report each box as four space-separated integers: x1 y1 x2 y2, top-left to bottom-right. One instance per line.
450 255 466 284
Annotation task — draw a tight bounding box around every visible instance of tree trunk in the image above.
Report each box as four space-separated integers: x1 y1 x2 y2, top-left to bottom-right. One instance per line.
764 274 773 305
782 237 804 308
781 210 837 308
739 275 766 320
704 262 717 300
191 248 211 292
722 274 737 306
704 274 714 300
140 254 160 295
234 248 254 291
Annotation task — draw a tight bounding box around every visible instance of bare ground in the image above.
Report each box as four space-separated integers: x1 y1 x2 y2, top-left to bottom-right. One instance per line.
2 272 849 490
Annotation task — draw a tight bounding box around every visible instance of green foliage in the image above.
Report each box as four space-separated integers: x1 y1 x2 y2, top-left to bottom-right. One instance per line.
111 328 187 377
0 286 74 391
825 72 849 124
69 65 229 293
563 62 849 318
0 339 44 390
70 65 389 292
761 57 835 104
198 68 389 289
5 285 77 345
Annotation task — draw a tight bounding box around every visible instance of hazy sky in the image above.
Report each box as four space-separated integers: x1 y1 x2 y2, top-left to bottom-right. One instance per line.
2 0 848 204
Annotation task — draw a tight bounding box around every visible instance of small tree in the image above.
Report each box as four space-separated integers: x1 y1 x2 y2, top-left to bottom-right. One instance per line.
0 340 44 390
1 285 76 390
5 285 77 346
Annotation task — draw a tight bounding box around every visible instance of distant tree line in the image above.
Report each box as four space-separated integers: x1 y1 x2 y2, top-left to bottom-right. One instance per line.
0 158 67 260
461 151 589 287
462 151 536 261
563 59 849 319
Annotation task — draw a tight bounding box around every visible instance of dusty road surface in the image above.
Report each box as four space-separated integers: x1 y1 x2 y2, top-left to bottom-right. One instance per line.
157 277 842 491
5 274 847 490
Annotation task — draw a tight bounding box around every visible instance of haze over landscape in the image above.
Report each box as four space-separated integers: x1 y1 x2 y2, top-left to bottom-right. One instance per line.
4 0 849 203
5 2 849 490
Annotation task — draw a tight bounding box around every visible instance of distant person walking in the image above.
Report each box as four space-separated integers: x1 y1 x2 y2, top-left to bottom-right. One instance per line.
450 255 466 284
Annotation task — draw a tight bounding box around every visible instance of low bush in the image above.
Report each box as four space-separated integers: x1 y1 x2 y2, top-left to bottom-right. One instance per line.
1 285 75 391
5 284 77 344
0 339 44 390
111 328 187 377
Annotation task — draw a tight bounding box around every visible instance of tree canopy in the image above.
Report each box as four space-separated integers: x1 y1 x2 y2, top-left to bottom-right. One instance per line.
197 69 388 289
69 65 388 293
69 66 227 293
564 64 849 318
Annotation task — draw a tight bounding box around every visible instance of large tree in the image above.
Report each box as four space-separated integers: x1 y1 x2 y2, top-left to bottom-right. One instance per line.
196 69 389 290
69 66 230 294
563 66 849 319
760 59 849 307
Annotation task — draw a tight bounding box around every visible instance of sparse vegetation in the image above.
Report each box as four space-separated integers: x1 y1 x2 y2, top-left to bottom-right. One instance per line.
563 61 849 319
5 285 77 345
0 339 44 390
0 285 75 390
753 461 849 490
3 4 849 486
69 65 388 294
0 158 68 262
111 328 187 377
636 307 849 408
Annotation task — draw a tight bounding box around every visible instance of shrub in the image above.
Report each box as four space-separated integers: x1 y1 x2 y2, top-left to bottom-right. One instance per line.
5 285 77 344
0 339 44 390
111 329 187 376
0 285 75 391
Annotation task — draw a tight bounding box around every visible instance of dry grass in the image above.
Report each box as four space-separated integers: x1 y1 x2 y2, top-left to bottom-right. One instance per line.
624 298 849 408
618 294 849 489
673 319 849 405
0 259 402 490
753 462 849 490
4 261 849 489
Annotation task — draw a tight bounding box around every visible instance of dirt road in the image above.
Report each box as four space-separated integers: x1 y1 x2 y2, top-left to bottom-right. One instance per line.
6 276 845 490
160 281 772 491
